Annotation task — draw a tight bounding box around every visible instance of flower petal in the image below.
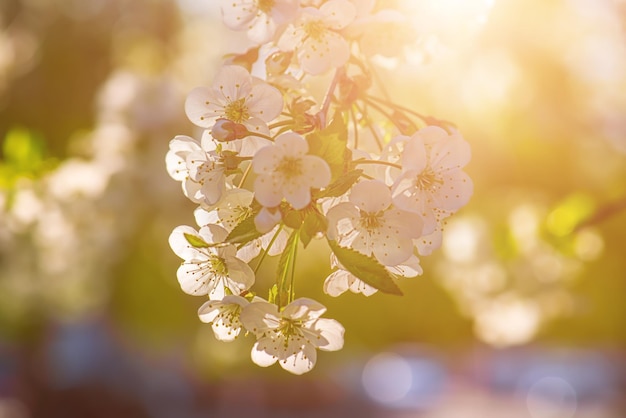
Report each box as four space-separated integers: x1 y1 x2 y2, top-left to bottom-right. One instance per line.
302 155 331 189
279 342 317 375
185 86 221 128
212 65 253 104
168 225 202 259
282 298 326 321
247 82 283 122
240 301 281 335
323 269 351 297
251 339 279 367
254 174 283 208
313 318 345 351
349 179 391 212
274 132 309 157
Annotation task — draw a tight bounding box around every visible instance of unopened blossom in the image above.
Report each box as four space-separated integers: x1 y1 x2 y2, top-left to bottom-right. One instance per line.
221 0 299 44
254 206 282 234
327 179 423 266
165 135 226 206
252 132 331 210
211 118 248 142
198 295 251 341
391 126 473 235
168 225 254 299
240 298 344 374
185 65 283 156
278 0 356 75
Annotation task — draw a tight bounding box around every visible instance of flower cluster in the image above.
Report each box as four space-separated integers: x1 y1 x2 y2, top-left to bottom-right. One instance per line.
166 0 473 374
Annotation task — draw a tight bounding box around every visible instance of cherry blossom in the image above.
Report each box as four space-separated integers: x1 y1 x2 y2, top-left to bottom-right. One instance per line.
391 126 473 234
184 65 283 156
240 298 344 375
327 179 423 266
163 0 475 375
252 132 331 210
168 225 254 299
323 253 378 297
278 0 356 75
198 295 251 342
165 135 226 206
193 189 289 262
323 253 422 297
220 0 299 44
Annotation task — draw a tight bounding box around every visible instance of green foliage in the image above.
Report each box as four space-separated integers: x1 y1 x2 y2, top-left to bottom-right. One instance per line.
275 229 300 307
306 116 349 183
0 128 53 188
183 233 211 248
268 284 279 305
300 209 327 248
546 193 595 237
226 210 263 245
327 240 403 296
316 169 362 199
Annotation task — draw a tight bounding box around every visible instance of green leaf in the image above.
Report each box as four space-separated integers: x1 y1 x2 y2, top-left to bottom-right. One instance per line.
2 127 44 169
301 210 327 248
306 116 348 182
327 240 403 296
282 207 304 229
226 210 263 245
268 284 279 304
317 169 363 198
276 229 299 307
184 233 211 248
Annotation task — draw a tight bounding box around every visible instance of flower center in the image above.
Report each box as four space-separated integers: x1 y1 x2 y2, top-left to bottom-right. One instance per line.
224 98 250 123
360 211 383 231
303 19 327 42
415 168 443 191
257 0 275 14
276 157 303 180
277 318 305 347
209 255 228 277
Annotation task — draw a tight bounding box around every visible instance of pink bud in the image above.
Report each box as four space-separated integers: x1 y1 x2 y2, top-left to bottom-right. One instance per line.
211 118 248 142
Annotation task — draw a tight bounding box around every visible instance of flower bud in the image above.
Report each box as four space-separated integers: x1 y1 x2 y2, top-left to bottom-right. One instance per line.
255 206 282 234
265 51 293 77
211 118 248 142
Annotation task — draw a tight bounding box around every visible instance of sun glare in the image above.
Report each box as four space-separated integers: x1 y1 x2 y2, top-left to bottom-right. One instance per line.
401 0 495 34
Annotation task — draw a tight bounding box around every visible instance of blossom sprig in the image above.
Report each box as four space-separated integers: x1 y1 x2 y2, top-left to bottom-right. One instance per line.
166 0 473 374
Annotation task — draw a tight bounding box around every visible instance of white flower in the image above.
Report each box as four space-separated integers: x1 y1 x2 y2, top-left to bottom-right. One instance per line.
254 206 282 234
194 188 255 231
220 0 299 44
240 298 344 375
165 134 226 206
323 253 377 297
391 126 473 235
198 295 251 341
327 179 423 266
415 212 447 256
193 189 289 262
323 253 422 297
252 132 331 210
185 65 283 156
278 0 356 75
168 225 255 299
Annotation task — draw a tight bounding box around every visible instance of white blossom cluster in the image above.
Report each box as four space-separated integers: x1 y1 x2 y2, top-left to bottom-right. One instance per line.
166 0 473 375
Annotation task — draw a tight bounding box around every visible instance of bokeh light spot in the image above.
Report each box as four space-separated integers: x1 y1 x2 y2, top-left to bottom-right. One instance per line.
362 352 413 405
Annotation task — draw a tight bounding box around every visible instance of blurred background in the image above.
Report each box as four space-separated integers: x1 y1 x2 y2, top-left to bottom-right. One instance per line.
1 0 625 416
